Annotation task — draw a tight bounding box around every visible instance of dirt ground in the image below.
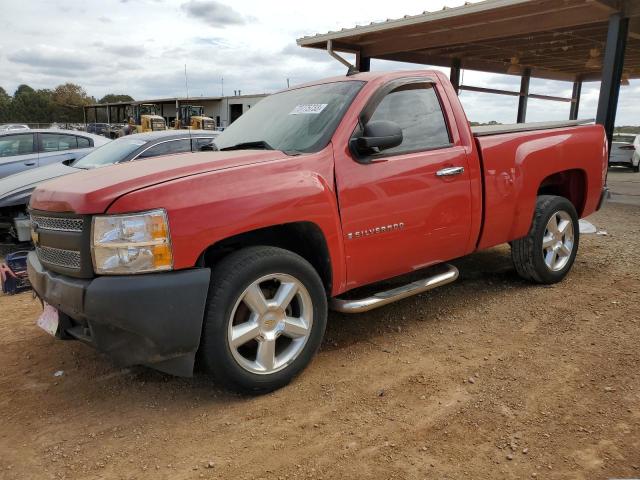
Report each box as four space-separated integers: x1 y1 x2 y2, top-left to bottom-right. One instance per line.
1 200 639 480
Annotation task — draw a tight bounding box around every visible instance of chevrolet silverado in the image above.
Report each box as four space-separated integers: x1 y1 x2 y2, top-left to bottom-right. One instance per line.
27 70 608 392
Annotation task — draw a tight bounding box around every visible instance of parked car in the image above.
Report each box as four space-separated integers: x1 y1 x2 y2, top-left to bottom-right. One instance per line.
28 70 607 392
0 130 218 243
86 123 110 136
0 129 110 181
610 133 640 172
0 124 30 131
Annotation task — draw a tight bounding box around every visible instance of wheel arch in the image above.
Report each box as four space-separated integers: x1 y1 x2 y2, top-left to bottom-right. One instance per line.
197 221 333 294
536 168 587 217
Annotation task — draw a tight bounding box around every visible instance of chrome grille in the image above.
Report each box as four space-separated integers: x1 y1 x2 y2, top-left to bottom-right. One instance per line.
36 246 81 270
31 215 84 233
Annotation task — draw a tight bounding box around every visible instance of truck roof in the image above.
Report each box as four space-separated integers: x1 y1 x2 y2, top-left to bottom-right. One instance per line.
283 70 441 93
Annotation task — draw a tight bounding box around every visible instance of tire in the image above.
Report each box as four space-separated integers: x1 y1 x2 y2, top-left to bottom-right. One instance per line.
633 164 639 173
511 195 579 284
198 246 327 393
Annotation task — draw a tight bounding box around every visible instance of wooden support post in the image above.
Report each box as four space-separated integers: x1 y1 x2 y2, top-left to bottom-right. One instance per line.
517 67 531 124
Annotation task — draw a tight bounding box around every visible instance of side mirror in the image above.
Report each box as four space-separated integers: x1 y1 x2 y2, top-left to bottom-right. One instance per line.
356 120 403 151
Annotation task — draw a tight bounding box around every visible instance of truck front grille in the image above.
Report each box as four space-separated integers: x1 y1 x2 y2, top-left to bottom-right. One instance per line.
30 210 93 278
35 246 81 270
31 215 84 232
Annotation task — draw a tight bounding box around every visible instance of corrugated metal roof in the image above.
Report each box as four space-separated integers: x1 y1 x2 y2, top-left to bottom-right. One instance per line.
296 0 532 45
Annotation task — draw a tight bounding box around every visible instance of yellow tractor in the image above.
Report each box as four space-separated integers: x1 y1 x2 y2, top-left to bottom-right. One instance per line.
124 104 166 134
175 105 216 130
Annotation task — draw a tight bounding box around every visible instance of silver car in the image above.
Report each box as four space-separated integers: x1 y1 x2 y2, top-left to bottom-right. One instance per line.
0 129 110 180
0 124 30 132
0 130 218 243
610 134 640 173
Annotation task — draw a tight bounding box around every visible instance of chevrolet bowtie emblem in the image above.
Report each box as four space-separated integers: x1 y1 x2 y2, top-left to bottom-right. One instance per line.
31 223 40 246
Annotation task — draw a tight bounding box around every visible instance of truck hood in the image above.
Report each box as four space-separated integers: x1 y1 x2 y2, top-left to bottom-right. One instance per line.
30 150 289 214
0 162 76 208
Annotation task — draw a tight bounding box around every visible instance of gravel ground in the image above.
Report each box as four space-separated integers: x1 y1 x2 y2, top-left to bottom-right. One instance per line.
0 201 638 480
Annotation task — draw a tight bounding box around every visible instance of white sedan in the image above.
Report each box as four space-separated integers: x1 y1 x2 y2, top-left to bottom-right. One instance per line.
610 134 640 173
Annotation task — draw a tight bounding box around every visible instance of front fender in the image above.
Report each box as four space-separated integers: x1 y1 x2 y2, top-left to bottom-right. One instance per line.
107 147 347 295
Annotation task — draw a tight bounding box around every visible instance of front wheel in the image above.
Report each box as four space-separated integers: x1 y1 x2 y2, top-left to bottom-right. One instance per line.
198 246 327 393
511 195 579 284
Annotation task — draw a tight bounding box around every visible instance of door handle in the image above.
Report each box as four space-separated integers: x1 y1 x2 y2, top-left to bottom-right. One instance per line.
24 161 36 166
436 166 464 177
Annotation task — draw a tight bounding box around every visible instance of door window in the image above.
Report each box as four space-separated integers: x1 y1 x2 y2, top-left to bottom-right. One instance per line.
40 133 78 152
367 83 451 156
0 133 33 157
76 136 92 148
193 137 215 150
0 134 35 157
137 139 192 159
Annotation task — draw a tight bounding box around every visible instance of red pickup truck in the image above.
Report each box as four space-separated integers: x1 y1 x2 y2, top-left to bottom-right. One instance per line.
28 70 608 392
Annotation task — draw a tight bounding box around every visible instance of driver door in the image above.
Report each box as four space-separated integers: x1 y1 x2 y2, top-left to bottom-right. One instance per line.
334 80 473 289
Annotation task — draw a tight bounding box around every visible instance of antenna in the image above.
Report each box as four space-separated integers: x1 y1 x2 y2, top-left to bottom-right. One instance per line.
184 64 193 147
184 64 190 99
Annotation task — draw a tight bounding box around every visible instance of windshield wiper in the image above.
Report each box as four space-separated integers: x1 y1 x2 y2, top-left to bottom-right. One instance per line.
220 140 274 151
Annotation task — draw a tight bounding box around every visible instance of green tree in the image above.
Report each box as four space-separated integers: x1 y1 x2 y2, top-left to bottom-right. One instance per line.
52 83 94 122
14 84 34 97
11 88 55 122
0 87 10 122
98 94 134 104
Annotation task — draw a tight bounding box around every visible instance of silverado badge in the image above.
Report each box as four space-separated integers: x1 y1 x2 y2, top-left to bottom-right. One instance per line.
347 222 405 240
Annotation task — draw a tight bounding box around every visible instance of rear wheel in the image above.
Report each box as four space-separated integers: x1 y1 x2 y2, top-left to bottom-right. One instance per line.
512 195 579 284
199 246 327 393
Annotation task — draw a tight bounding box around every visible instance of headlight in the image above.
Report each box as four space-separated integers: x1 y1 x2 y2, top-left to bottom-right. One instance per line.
91 209 173 275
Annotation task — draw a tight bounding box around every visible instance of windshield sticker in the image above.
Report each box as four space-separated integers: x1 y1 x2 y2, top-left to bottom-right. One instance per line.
289 104 328 115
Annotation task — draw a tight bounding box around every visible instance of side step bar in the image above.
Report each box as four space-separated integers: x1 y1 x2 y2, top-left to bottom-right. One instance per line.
330 264 459 313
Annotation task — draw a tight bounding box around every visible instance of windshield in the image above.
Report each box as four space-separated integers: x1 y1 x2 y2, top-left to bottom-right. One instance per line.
72 137 147 169
214 81 364 154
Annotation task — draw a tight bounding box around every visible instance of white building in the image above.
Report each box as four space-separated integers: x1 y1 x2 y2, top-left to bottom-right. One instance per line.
85 93 268 129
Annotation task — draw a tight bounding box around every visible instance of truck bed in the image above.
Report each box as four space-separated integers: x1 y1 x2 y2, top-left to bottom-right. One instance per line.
471 119 594 137
472 122 606 251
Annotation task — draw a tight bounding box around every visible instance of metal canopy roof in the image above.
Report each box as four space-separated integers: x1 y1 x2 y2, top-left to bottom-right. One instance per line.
297 0 640 81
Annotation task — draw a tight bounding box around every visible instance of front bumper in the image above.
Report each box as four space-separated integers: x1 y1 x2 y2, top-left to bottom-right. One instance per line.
28 252 211 377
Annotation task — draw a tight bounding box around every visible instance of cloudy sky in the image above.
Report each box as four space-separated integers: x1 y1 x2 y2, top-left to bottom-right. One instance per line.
2 0 640 124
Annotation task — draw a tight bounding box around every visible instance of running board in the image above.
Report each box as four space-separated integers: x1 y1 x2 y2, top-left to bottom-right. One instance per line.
330 264 459 313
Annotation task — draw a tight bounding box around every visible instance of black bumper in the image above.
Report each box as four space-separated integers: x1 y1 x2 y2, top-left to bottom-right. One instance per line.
28 252 211 377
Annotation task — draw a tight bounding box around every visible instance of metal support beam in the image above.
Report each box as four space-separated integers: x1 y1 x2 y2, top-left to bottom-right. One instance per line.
450 58 461 94
359 55 371 72
596 12 629 148
517 67 531 124
570 79 582 120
